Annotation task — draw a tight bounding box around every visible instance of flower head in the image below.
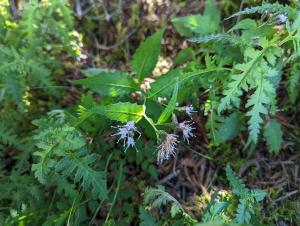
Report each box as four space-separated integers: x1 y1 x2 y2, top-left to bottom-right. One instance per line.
125 136 136 151
112 121 140 151
178 121 195 144
185 105 197 118
157 133 179 165
277 14 287 23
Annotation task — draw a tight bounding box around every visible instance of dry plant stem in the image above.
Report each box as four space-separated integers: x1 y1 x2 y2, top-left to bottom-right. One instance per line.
156 169 180 185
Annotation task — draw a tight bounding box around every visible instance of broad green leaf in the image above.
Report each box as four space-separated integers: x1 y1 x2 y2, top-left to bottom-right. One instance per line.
74 70 137 97
172 0 220 37
131 29 165 82
216 113 244 143
91 102 145 123
147 68 225 99
263 119 283 154
157 79 178 124
172 15 202 37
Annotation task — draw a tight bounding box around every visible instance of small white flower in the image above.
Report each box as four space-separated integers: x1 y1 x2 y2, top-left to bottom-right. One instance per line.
157 134 179 165
185 105 197 118
277 14 287 23
112 127 128 145
112 121 140 151
125 136 136 151
178 121 195 144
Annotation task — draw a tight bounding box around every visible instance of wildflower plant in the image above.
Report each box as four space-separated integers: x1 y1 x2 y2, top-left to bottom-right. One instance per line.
1 0 300 225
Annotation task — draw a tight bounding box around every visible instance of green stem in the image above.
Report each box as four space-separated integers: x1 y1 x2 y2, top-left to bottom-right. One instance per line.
104 163 124 224
144 114 160 141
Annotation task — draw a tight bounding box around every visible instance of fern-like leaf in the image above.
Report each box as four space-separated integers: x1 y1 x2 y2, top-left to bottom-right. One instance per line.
287 62 300 104
144 185 184 218
226 2 296 20
56 150 107 199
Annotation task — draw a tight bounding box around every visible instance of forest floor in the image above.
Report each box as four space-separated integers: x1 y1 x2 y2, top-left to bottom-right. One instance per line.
71 0 300 225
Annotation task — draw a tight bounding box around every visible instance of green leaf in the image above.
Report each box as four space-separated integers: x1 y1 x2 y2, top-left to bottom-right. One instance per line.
147 67 224 99
263 119 283 154
172 0 220 37
246 78 274 143
235 199 252 224
216 113 244 143
225 164 246 196
131 29 165 82
144 186 184 218
195 221 241 226
228 19 257 32
74 70 138 97
139 207 158 226
91 102 145 123
173 48 193 65
287 63 300 104
251 189 267 202
56 151 108 199
157 79 179 124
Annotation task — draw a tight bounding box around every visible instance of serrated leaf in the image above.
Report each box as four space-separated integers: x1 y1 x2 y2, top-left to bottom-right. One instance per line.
144 185 183 216
56 151 108 199
131 29 165 82
157 79 178 124
246 78 274 143
263 119 283 154
251 189 267 202
74 70 138 97
170 203 181 218
226 164 246 196
91 102 145 123
235 199 253 224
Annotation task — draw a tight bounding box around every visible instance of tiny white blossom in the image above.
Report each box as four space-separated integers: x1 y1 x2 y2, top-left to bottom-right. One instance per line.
125 136 136 151
185 105 197 118
178 121 195 144
112 121 140 151
157 134 179 165
277 14 287 23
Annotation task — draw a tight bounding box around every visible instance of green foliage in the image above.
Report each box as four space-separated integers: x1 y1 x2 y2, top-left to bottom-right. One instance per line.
32 122 107 199
263 119 283 154
218 38 281 143
287 62 300 104
172 0 220 37
1 0 300 225
0 0 77 111
131 29 165 82
215 112 244 144
144 185 184 218
74 69 138 97
90 102 145 122
226 2 296 20
157 79 179 124
225 164 266 224
139 207 158 226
